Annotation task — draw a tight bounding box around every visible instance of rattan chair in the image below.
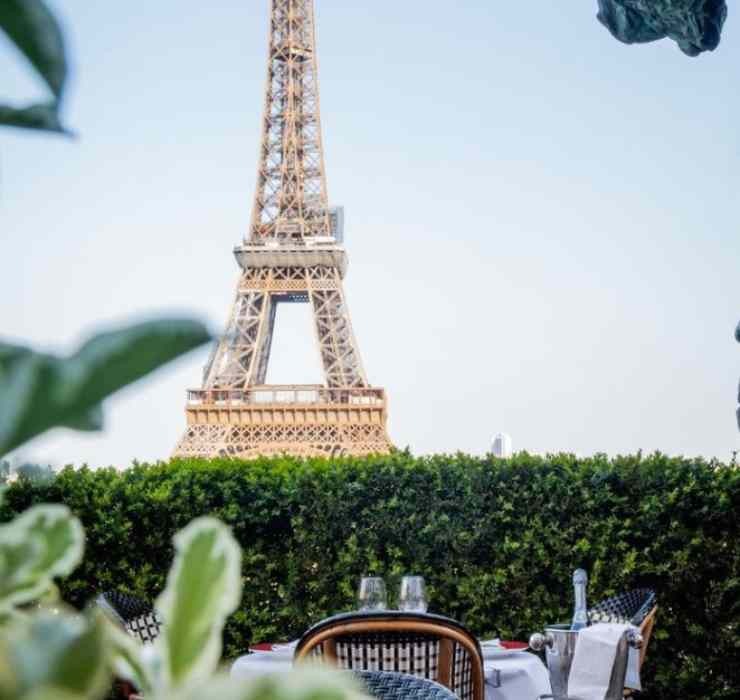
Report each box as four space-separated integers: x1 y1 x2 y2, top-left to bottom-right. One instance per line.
354 670 458 700
295 611 484 700
96 590 163 644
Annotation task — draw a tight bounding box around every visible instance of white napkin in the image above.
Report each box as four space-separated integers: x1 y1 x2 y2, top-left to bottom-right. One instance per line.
567 623 639 699
479 638 502 647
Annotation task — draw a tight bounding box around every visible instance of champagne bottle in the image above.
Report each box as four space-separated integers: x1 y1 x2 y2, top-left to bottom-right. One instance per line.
571 568 589 631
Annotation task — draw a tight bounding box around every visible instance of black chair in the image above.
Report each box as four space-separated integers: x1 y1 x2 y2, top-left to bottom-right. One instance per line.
295 611 484 700
96 590 162 644
355 670 458 700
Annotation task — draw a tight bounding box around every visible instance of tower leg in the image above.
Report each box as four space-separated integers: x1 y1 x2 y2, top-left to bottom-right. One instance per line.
253 299 278 385
203 283 274 390
309 269 367 389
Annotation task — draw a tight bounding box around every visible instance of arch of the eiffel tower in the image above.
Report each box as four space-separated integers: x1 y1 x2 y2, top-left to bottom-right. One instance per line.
174 0 392 459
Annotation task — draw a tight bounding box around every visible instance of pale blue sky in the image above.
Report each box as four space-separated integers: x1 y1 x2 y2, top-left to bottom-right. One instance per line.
1 1 738 466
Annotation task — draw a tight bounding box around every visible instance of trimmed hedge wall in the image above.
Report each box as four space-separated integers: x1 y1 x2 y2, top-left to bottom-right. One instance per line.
2 453 738 699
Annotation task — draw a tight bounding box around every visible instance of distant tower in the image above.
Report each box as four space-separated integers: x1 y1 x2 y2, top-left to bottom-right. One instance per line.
173 0 392 459
491 433 513 458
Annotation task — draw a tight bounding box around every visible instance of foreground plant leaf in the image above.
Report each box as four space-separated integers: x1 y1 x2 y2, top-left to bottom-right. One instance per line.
0 610 110 700
0 0 67 99
155 517 242 691
183 668 370 700
104 619 155 697
0 103 69 134
0 318 211 456
0 504 84 612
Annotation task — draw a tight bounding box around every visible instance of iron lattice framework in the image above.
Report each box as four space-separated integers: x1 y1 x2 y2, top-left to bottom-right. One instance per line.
174 0 392 459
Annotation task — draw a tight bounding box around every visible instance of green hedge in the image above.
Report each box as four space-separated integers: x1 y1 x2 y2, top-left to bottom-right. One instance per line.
2 453 738 699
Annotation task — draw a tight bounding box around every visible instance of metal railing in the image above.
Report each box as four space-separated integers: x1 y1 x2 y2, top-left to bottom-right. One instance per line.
186 385 385 407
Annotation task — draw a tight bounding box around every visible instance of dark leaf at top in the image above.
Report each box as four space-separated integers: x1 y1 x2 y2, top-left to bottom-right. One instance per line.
596 0 728 56
0 102 68 134
0 0 67 97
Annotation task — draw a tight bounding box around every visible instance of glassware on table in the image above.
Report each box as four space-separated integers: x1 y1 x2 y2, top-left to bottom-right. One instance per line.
399 575 428 613
358 576 388 611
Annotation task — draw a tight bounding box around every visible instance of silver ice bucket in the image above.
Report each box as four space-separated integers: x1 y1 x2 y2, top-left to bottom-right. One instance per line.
529 624 642 700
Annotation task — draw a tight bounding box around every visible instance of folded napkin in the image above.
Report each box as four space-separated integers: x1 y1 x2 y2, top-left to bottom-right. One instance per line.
567 623 640 699
479 638 502 647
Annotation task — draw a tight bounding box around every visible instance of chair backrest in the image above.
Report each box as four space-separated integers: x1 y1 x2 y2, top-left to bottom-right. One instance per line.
294 612 484 700
96 590 163 644
354 670 458 700
588 589 656 627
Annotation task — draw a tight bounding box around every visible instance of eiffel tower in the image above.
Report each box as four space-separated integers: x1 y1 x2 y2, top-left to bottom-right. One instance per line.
174 0 392 459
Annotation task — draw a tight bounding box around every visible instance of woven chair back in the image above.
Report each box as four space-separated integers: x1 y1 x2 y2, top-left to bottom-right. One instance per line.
96 591 163 644
354 670 458 700
295 612 484 700
588 589 656 626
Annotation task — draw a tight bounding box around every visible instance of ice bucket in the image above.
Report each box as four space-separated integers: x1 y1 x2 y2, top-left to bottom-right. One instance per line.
529 624 642 700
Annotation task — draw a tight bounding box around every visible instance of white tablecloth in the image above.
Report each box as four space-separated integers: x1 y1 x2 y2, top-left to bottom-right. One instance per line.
230 645 551 700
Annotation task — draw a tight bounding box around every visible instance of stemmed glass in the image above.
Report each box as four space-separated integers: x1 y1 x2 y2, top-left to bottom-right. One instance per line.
358 577 388 611
399 575 428 613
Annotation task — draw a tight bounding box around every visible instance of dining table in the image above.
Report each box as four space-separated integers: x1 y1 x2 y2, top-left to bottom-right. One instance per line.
230 639 552 700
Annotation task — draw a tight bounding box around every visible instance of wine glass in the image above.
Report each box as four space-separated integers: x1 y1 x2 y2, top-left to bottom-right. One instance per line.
399 575 428 613
358 577 387 611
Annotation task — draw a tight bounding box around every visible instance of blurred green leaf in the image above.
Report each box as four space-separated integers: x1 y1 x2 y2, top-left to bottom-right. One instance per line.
0 319 211 456
0 610 110 700
105 618 155 697
58 405 103 433
0 103 68 134
156 517 242 691
183 668 369 700
0 0 67 98
0 504 84 611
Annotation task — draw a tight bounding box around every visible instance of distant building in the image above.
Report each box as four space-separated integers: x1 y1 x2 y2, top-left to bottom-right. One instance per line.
492 433 513 458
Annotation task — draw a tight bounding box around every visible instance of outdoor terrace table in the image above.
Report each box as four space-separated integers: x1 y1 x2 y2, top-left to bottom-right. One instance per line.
230 641 551 700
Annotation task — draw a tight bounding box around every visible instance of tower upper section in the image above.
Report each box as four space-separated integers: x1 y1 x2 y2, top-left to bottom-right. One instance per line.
248 0 333 246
